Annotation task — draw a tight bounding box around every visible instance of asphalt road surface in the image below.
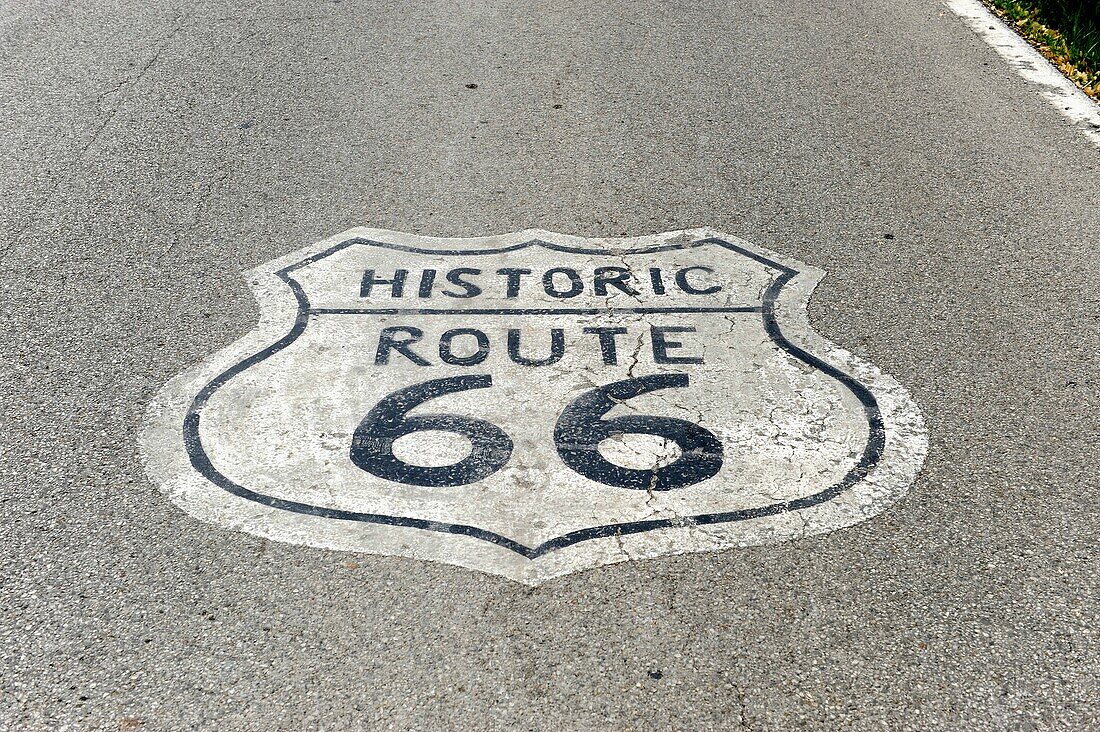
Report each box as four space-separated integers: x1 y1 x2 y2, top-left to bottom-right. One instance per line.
3 0 1098 729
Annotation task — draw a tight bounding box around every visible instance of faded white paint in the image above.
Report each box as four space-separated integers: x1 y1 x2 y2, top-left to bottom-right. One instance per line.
142 228 927 584
944 0 1100 147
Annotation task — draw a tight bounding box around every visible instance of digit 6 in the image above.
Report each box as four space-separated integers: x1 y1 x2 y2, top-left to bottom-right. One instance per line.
350 375 512 487
553 374 723 490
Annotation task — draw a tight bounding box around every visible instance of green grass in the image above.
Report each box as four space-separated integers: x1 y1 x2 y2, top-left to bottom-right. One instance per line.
984 0 1100 97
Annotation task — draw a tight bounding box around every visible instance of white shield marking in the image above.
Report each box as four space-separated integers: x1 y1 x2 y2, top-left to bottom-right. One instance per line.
142 228 927 584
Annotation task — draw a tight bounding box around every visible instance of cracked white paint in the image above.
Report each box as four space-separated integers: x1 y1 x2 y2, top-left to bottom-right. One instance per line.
142 228 928 584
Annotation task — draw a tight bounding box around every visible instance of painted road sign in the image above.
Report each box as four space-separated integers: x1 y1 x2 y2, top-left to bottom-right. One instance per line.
143 228 927 584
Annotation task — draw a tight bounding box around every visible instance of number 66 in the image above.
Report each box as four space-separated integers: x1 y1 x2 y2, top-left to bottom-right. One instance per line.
350 374 723 489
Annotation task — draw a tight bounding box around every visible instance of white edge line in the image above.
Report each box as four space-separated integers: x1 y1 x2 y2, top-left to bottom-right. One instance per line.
943 0 1100 146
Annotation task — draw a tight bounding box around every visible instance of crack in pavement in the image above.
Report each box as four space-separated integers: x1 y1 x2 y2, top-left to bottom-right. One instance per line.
1 10 187 265
82 10 185 157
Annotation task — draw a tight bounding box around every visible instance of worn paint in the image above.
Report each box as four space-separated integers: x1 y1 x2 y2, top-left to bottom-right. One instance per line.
142 228 927 584
944 0 1100 147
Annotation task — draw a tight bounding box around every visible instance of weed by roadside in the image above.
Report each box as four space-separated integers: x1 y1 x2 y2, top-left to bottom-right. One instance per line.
983 0 1100 98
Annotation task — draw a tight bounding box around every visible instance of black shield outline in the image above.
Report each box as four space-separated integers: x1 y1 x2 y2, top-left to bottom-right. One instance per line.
183 236 885 559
